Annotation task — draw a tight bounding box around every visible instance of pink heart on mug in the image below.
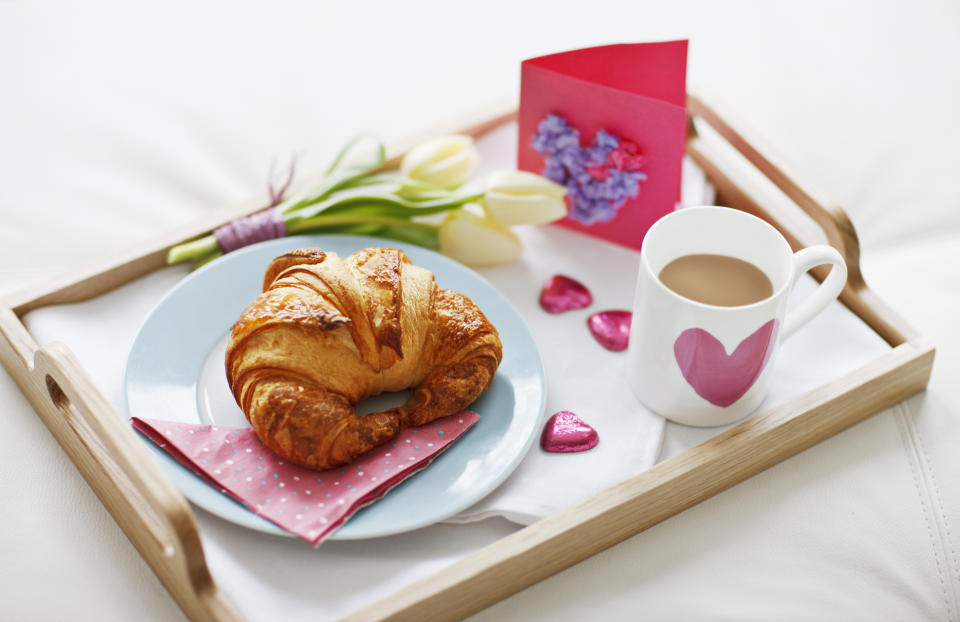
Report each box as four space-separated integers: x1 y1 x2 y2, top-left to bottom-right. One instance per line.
673 319 779 408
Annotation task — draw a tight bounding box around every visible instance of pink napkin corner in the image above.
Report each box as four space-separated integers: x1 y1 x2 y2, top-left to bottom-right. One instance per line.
131 412 480 546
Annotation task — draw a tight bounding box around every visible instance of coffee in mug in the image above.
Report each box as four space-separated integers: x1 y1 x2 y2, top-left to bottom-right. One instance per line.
658 254 773 307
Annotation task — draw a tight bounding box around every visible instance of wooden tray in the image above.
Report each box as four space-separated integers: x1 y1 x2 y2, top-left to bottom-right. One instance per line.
0 94 935 622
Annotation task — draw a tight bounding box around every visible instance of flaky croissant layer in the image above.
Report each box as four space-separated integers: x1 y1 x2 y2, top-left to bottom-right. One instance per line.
225 247 502 470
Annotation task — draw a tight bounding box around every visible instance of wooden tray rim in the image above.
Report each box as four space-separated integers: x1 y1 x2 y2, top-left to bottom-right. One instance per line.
0 93 935 622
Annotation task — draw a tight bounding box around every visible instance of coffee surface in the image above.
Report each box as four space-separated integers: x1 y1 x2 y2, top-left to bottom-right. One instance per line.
658 254 773 306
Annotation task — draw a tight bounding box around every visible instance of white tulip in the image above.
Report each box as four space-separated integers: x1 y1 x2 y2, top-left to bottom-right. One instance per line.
481 170 568 226
438 204 522 266
400 135 479 188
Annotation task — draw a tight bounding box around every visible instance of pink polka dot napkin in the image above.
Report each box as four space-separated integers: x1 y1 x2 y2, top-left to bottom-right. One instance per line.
130 411 480 546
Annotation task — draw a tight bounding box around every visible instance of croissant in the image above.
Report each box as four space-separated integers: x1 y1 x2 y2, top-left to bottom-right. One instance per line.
225 247 502 470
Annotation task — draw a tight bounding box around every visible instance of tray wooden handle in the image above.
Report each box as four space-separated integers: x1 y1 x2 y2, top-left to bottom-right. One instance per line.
686 93 916 345
0 309 240 622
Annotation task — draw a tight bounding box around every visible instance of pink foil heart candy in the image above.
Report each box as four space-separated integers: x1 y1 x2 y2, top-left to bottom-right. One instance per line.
587 310 632 351
539 275 593 313
540 411 599 453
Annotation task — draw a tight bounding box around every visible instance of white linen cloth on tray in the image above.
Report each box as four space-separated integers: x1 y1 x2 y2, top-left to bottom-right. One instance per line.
22 126 892 619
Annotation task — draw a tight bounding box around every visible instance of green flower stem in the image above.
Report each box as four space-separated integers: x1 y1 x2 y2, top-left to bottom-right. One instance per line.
324 133 385 176
343 172 445 192
166 191 475 266
192 249 223 270
286 214 439 235
166 234 219 264
275 135 388 215
296 191 484 220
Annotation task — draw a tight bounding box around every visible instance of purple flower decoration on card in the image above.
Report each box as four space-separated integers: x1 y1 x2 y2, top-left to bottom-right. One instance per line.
531 114 647 225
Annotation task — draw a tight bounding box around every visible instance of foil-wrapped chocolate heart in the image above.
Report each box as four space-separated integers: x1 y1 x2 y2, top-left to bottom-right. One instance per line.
540 411 599 453
539 275 593 313
587 310 632 351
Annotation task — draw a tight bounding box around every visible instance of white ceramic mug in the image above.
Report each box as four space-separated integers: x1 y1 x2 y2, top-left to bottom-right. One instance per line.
626 206 847 426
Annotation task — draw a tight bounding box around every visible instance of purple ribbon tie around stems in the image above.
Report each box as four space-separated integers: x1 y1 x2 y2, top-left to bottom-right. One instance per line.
213 207 288 254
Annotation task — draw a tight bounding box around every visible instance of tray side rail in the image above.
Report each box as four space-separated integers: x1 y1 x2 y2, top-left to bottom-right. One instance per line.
686 93 916 346
0 308 241 622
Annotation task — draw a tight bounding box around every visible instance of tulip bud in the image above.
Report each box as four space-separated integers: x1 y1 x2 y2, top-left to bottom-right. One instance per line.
480 170 568 226
400 135 479 188
438 204 522 266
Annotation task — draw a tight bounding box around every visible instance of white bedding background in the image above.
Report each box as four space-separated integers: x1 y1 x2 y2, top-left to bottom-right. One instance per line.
2 2 960 621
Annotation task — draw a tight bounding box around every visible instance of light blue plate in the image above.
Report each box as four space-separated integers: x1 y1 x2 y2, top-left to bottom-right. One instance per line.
124 235 545 540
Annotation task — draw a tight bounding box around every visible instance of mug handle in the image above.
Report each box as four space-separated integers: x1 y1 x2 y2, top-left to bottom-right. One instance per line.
781 245 848 340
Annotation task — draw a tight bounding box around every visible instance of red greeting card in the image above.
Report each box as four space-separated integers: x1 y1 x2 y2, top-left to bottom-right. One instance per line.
518 41 688 251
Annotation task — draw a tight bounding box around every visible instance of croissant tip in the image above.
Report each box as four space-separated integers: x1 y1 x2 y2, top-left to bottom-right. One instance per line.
280 248 327 260
262 248 330 290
